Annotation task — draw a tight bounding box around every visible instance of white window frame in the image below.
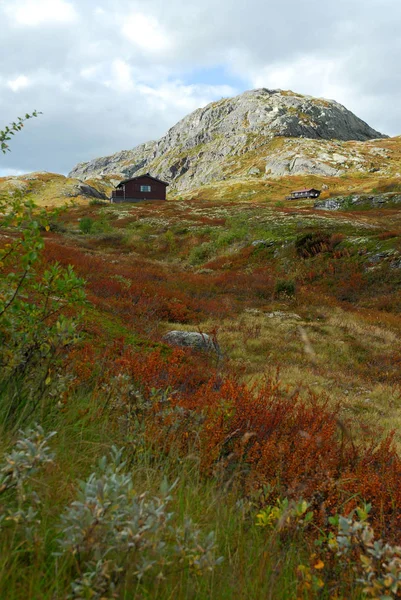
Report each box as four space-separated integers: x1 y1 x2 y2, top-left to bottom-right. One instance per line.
140 185 151 192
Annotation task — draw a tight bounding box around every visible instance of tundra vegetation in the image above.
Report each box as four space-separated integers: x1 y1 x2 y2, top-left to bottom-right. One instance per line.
2 119 401 599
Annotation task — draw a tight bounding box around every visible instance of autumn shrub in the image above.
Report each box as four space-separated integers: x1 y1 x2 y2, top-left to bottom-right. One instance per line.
76 344 401 538
377 230 400 240
295 231 344 258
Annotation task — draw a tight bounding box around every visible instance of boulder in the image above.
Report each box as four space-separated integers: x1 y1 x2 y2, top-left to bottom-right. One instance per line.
251 239 274 247
163 331 222 357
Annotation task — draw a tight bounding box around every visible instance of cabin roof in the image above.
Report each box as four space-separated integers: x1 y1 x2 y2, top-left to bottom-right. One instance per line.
291 188 320 193
116 173 169 188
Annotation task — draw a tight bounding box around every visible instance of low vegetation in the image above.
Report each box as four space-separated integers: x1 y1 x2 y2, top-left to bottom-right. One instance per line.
2 119 401 598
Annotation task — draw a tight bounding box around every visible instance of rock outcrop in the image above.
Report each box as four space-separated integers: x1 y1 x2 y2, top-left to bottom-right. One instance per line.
69 88 387 192
315 193 401 211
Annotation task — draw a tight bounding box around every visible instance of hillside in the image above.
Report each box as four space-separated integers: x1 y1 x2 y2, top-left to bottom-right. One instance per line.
3 96 401 599
0 171 110 207
69 88 388 194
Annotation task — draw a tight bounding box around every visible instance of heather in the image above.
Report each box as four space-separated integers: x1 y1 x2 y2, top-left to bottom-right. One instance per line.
2 120 401 598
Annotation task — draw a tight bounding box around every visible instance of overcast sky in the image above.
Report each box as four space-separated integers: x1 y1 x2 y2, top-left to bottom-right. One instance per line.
1 0 401 176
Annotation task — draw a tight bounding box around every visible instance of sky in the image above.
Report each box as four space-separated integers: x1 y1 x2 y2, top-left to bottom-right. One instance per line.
1 0 401 176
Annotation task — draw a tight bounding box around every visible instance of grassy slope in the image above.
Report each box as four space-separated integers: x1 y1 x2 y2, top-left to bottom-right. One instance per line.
40 194 401 442
0 172 113 207
2 166 401 597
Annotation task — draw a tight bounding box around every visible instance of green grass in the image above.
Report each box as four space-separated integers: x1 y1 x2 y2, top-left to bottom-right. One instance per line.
0 399 313 599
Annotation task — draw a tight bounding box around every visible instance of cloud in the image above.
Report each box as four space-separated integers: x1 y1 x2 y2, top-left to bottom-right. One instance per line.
5 0 78 26
122 12 172 54
7 75 31 93
0 0 400 176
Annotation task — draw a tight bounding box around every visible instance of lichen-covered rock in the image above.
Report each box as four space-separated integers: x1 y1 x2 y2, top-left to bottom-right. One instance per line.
68 88 387 191
315 193 401 211
163 331 222 356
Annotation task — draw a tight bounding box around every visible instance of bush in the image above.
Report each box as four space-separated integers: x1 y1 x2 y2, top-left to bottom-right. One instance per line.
274 278 296 297
298 504 401 598
79 216 93 233
59 446 223 597
0 115 86 426
189 242 215 265
0 425 56 542
89 198 109 206
0 430 223 599
0 197 86 426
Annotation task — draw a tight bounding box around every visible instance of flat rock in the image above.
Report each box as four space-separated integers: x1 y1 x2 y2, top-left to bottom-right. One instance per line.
163 331 222 356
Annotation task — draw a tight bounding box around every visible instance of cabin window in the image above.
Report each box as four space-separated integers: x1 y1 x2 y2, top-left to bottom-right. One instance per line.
140 185 151 192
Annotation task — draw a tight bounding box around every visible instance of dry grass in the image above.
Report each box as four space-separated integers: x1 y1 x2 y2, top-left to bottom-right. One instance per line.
164 302 401 444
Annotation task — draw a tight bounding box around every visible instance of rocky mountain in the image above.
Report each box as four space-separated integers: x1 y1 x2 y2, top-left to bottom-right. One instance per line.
69 88 387 192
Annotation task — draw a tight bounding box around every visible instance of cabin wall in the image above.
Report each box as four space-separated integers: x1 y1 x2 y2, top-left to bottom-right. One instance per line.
124 176 167 200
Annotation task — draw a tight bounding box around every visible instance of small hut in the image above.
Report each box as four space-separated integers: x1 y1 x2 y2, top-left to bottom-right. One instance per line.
111 173 168 203
285 188 321 200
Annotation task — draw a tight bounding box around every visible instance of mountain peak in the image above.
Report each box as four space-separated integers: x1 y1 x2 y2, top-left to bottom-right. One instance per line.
69 88 387 190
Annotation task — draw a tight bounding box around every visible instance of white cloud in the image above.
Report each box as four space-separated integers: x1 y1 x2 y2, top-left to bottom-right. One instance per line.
137 81 236 114
7 75 31 92
122 13 172 54
5 0 78 26
0 168 26 177
249 55 348 102
109 60 135 92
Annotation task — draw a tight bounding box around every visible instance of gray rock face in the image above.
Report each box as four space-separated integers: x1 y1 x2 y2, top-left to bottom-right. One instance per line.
69 88 387 191
315 193 401 211
163 331 222 356
264 153 340 177
77 184 107 199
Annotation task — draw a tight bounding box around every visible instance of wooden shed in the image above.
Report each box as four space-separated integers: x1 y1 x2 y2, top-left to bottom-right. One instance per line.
111 173 168 203
285 188 321 200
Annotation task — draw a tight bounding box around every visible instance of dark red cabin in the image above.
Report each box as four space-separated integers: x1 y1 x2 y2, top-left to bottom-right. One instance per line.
111 173 168 203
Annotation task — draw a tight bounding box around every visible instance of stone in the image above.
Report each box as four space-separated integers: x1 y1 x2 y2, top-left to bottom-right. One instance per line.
251 239 274 247
264 311 302 320
248 167 261 175
163 331 222 357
